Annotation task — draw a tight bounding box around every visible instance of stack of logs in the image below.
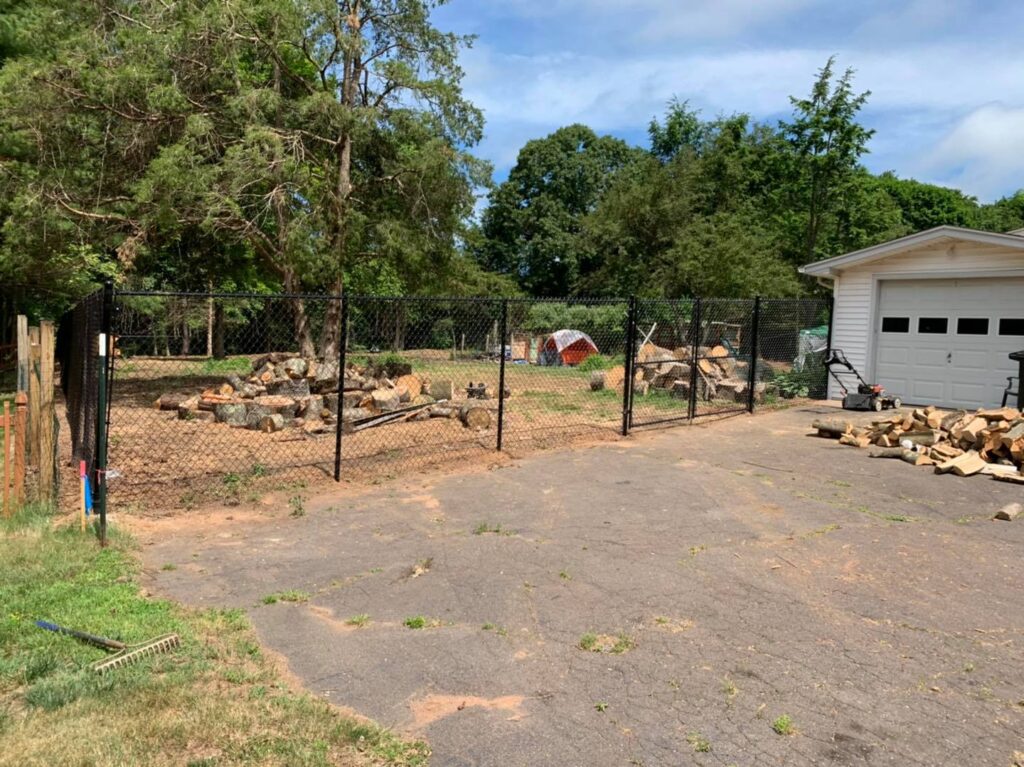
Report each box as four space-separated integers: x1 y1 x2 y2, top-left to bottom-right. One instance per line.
156 353 494 434
590 343 767 403
813 405 1024 483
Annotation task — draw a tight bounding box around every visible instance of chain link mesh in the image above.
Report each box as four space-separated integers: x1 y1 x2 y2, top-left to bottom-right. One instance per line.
49 290 833 510
56 287 105 475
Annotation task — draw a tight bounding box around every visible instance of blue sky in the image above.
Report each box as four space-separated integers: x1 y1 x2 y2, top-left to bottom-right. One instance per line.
432 0 1024 203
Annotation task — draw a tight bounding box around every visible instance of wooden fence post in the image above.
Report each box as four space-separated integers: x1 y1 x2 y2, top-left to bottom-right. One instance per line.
2 400 9 515
28 325 40 466
16 315 28 392
39 320 55 503
13 392 27 508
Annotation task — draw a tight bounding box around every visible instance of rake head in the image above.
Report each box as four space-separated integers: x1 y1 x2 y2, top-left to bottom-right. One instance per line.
91 633 180 673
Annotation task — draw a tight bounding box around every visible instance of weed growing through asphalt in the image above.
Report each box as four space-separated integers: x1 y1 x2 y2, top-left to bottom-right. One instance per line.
772 714 795 735
161 563 176 571
261 590 309 605
594 702 608 712
346 614 370 628
481 623 509 637
689 544 707 557
473 522 512 535
686 732 711 752
722 677 738 700
403 616 442 630
288 495 305 517
559 570 571 580
578 632 635 654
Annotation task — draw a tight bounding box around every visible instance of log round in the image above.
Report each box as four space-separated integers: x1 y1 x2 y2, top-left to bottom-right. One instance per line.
459 405 491 430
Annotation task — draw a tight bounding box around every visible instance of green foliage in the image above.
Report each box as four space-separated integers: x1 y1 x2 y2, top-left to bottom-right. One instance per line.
576 354 624 372
522 302 628 348
478 124 642 296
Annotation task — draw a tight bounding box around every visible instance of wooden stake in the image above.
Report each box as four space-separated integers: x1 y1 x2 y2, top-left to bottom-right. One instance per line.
80 460 87 532
39 320 55 504
13 392 26 508
16 315 28 393
28 325 40 466
2 401 9 515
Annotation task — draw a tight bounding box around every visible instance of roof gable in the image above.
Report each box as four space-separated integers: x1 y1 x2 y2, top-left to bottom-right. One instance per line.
800 226 1024 277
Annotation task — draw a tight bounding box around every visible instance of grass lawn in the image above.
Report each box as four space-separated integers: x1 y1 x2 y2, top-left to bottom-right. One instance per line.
0 507 429 766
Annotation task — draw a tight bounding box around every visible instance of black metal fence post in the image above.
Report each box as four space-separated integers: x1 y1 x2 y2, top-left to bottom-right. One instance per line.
95 281 114 546
747 296 761 413
621 296 637 436
687 298 701 421
497 299 508 451
333 296 348 482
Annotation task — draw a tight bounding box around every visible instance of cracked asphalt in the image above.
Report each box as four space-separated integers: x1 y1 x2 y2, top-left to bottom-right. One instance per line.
138 404 1024 766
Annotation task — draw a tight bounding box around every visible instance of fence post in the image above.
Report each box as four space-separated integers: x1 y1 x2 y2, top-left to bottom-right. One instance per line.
2 400 9 514
38 320 55 503
16 315 28 393
747 297 761 414
687 298 702 421
28 324 40 465
13 391 26 508
497 299 508 451
95 281 114 545
333 296 348 482
621 296 637 436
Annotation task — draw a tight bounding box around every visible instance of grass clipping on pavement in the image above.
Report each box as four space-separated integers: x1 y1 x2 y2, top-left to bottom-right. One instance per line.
0 507 429 766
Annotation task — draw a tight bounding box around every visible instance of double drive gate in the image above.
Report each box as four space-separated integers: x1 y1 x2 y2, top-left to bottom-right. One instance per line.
62 286 831 528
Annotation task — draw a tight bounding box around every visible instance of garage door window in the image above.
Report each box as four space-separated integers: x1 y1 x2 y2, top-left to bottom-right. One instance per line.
999 318 1024 336
881 316 909 333
957 318 989 335
918 317 948 334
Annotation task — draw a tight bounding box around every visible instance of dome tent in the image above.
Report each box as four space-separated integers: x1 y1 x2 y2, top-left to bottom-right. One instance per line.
538 329 599 366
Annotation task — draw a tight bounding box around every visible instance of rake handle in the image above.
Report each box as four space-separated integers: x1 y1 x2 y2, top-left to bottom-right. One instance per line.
35 620 126 651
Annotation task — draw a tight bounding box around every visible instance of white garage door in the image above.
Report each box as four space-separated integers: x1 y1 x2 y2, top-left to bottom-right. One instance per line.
874 278 1024 409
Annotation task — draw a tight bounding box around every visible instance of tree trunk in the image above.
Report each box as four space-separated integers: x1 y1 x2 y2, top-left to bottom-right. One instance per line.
181 319 190 356
213 302 226 360
319 283 343 360
284 269 316 358
206 283 214 357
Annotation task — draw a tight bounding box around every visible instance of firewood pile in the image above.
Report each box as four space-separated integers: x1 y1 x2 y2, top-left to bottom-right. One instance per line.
591 343 767 403
155 353 495 434
812 405 1024 483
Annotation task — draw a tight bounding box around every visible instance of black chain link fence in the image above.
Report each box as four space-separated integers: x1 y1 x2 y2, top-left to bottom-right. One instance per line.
59 290 831 510
56 287 106 476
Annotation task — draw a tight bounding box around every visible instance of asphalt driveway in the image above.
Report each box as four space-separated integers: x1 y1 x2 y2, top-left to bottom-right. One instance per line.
139 404 1024 766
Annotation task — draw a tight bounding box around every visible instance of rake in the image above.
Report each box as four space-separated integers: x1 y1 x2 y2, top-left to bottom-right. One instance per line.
35 620 180 673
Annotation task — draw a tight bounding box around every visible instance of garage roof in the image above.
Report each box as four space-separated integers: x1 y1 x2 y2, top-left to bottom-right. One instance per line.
800 225 1024 278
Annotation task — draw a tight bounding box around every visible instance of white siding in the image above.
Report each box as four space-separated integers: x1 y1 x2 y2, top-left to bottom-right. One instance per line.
828 240 1024 400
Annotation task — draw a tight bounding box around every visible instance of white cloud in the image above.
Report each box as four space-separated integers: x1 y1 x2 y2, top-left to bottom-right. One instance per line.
918 104 1024 199
457 39 1024 200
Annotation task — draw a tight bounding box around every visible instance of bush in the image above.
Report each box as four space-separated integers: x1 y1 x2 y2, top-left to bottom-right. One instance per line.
577 354 624 372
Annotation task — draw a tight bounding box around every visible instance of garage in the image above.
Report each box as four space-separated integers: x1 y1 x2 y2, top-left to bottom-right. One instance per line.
800 226 1024 409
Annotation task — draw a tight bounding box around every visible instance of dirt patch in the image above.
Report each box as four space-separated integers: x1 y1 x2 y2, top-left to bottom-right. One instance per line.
407 694 526 730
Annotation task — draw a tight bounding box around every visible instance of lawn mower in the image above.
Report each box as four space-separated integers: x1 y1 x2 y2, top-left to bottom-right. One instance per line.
823 349 902 412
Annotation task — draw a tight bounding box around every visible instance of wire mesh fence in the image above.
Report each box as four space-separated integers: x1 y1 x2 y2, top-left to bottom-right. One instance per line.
62 289 830 511
108 292 344 507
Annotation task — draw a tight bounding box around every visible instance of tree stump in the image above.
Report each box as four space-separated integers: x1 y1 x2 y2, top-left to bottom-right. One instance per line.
459 405 491 430
258 414 285 433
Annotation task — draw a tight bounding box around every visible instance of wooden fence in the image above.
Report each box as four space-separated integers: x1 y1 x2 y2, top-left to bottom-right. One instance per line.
2 316 56 516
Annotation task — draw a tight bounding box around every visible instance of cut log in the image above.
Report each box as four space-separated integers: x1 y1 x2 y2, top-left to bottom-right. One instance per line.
977 407 1020 421
901 450 935 466
994 502 1022 521
258 414 285 433
869 447 906 459
839 433 871 448
934 450 987 477
590 371 605 391
459 405 491 430
430 379 454 401
901 430 940 447
812 419 853 439
214 402 248 427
